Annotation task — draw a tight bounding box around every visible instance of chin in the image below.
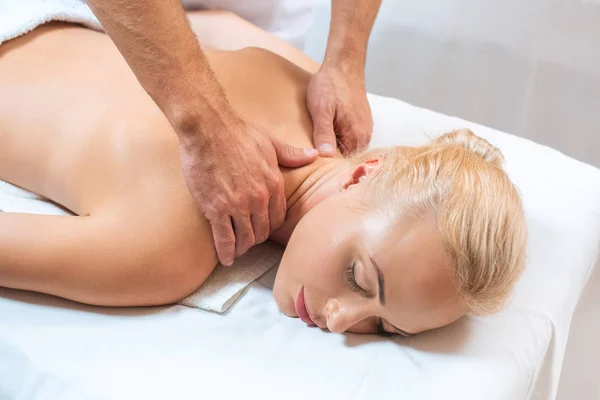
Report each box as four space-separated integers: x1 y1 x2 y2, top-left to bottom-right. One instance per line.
272 275 296 318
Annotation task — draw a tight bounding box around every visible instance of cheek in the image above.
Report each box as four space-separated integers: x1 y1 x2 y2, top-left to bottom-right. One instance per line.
345 319 377 335
274 209 350 294
277 227 337 287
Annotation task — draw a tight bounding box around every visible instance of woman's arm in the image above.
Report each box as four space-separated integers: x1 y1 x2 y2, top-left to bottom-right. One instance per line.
0 209 210 307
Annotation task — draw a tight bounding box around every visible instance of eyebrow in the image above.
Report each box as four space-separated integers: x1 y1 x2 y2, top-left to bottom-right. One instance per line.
370 256 386 305
370 256 416 337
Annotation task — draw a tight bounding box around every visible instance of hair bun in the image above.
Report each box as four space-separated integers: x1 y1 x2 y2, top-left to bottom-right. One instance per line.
434 129 504 167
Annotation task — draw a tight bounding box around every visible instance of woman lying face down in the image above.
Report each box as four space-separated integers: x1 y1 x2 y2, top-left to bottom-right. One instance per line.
273 130 527 336
0 21 526 337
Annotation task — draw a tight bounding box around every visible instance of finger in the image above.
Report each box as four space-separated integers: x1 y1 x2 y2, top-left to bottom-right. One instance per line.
338 121 372 154
211 216 236 266
360 130 373 151
311 109 337 157
268 177 287 233
270 137 318 168
251 210 270 245
359 116 375 150
232 214 256 258
336 129 354 155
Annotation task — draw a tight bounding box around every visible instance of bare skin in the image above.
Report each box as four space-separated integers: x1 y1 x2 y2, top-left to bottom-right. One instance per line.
0 15 470 336
86 0 381 267
0 15 336 307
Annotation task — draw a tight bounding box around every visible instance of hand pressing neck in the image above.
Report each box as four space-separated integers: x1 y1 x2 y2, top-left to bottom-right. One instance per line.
270 157 349 245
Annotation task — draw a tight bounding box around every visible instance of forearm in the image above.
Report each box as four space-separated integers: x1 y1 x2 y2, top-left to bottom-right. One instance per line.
87 0 236 140
324 0 382 74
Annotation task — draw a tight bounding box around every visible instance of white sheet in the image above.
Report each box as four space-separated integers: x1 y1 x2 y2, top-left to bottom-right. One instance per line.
1 94 599 400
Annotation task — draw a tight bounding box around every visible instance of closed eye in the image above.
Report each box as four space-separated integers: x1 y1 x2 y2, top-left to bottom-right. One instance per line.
345 261 365 294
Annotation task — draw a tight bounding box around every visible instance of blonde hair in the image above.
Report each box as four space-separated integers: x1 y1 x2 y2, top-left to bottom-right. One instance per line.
350 129 527 315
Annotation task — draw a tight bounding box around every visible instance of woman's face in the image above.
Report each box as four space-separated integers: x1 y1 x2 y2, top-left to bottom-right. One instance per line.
273 167 468 336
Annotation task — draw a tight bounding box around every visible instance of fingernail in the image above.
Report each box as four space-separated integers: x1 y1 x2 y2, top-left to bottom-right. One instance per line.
304 148 318 157
319 144 334 154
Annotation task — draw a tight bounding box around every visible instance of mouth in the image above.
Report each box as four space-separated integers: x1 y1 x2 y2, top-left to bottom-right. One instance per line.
295 286 316 326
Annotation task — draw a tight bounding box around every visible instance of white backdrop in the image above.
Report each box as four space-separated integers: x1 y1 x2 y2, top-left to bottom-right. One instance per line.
304 0 600 169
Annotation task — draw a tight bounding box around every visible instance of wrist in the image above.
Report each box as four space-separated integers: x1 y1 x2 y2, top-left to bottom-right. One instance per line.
166 87 240 146
322 46 366 78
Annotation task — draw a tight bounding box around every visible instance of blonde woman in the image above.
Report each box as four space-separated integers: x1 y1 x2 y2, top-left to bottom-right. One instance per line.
0 13 527 336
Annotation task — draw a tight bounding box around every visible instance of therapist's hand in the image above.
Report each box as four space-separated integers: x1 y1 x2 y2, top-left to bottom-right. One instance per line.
178 118 318 266
307 66 373 157
86 0 320 266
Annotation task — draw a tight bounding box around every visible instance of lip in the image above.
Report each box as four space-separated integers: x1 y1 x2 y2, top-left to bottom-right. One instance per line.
295 287 316 326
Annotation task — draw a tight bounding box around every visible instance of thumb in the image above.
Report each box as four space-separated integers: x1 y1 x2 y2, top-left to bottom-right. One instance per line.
312 111 337 157
271 137 319 168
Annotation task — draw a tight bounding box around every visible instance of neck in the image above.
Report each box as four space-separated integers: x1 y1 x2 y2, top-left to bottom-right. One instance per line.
270 157 348 245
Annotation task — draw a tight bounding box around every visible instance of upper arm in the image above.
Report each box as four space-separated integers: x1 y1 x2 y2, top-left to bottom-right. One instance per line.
0 197 217 307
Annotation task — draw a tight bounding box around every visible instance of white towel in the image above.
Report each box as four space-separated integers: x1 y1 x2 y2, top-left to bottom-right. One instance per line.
0 0 102 45
179 242 283 312
0 179 284 313
0 0 314 49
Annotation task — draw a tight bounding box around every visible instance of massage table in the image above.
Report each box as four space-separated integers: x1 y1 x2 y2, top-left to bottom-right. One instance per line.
1 94 599 400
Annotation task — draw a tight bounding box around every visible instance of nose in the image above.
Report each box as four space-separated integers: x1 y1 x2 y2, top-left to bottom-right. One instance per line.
325 298 365 334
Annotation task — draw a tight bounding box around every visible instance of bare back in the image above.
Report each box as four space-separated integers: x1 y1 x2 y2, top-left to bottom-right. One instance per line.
0 20 331 306
0 23 318 216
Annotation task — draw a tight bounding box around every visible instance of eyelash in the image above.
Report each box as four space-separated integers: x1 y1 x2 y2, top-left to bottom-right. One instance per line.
346 262 391 336
377 319 393 337
345 261 364 294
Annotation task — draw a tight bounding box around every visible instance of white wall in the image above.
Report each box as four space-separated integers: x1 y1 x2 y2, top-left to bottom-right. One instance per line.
305 0 600 168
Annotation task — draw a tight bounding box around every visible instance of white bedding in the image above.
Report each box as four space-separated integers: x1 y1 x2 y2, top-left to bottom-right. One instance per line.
1 94 599 400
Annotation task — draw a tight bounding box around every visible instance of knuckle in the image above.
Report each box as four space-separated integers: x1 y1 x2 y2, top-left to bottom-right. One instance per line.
212 195 231 212
264 172 281 191
231 193 249 212
275 174 285 190
253 185 270 203
216 234 236 249
315 128 335 140
310 99 333 114
204 207 222 221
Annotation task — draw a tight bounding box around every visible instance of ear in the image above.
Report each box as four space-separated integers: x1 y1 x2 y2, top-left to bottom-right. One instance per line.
341 159 382 190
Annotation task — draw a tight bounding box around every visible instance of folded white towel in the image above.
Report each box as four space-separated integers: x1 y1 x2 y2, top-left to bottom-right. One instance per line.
179 242 283 313
0 179 284 313
0 0 102 45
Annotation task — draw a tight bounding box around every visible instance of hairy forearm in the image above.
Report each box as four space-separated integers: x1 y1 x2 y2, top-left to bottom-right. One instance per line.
87 0 236 139
325 0 382 74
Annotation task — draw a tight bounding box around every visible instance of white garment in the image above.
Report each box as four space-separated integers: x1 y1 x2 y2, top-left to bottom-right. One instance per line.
181 0 315 49
0 0 315 49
